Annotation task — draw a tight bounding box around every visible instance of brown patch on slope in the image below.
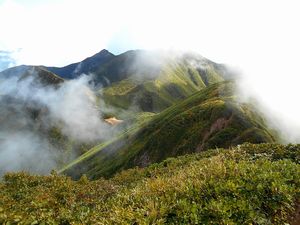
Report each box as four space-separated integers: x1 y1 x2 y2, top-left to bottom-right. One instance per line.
196 113 233 151
104 117 123 126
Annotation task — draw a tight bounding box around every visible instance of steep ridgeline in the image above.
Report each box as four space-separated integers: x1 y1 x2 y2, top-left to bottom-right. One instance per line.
61 81 276 179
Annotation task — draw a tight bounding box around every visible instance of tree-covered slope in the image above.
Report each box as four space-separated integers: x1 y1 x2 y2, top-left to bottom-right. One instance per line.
1 143 299 224
61 81 276 179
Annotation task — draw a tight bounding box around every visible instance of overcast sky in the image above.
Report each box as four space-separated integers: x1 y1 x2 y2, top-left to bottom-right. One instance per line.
1 0 300 139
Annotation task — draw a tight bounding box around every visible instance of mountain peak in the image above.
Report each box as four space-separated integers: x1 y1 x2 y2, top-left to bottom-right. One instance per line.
99 49 112 54
93 49 114 58
46 49 115 79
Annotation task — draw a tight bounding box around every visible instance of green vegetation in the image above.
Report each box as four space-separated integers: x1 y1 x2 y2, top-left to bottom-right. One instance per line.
47 127 100 167
100 51 225 112
58 112 155 175
62 81 276 179
1 143 299 224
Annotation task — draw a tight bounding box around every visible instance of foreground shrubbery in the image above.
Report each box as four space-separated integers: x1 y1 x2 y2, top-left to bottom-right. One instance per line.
0 143 299 224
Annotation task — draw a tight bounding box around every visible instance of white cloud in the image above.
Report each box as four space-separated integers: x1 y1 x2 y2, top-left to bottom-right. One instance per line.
0 73 114 174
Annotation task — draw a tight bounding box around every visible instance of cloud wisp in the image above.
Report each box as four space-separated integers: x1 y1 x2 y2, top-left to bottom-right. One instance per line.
0 71 113 175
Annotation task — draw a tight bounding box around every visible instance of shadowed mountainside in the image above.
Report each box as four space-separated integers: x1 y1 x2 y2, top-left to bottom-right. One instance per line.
46 49 115 79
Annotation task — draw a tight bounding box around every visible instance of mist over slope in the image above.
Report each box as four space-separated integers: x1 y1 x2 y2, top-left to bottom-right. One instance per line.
99 50 229 112
48 49 230 113
0 66 113 174
0 49 289 177
1 48 299 224
62 81 277 179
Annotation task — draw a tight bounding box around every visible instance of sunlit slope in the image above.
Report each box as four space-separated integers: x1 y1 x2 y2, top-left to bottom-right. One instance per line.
47 49 229 112
62 81 276 179
99 50 227 112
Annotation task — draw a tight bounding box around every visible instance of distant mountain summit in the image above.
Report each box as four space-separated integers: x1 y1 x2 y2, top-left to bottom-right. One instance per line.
46 49 115 79
46 49 114 79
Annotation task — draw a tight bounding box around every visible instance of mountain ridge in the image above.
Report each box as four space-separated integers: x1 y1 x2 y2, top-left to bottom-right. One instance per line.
46 49 115 79
61 81 276 179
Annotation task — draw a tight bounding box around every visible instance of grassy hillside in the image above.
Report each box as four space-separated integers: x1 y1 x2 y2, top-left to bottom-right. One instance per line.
1 143 299 224
99 50 226 112
61 81 276 179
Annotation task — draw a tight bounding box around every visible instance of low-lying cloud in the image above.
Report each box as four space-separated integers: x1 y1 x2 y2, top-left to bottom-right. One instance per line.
0 71 112 175
236 70 300 143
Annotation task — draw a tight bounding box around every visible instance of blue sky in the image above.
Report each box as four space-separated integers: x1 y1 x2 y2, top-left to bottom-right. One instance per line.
0 50 16 71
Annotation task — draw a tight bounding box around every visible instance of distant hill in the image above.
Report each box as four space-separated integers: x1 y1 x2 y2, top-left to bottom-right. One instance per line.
61 81 276 179
0 65 64 85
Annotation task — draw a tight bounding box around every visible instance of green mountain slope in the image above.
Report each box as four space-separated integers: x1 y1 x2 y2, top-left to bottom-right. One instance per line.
48 49 229 113
1 143 299 224
3 50 229 114
98 50 227 112
61 81 276 179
